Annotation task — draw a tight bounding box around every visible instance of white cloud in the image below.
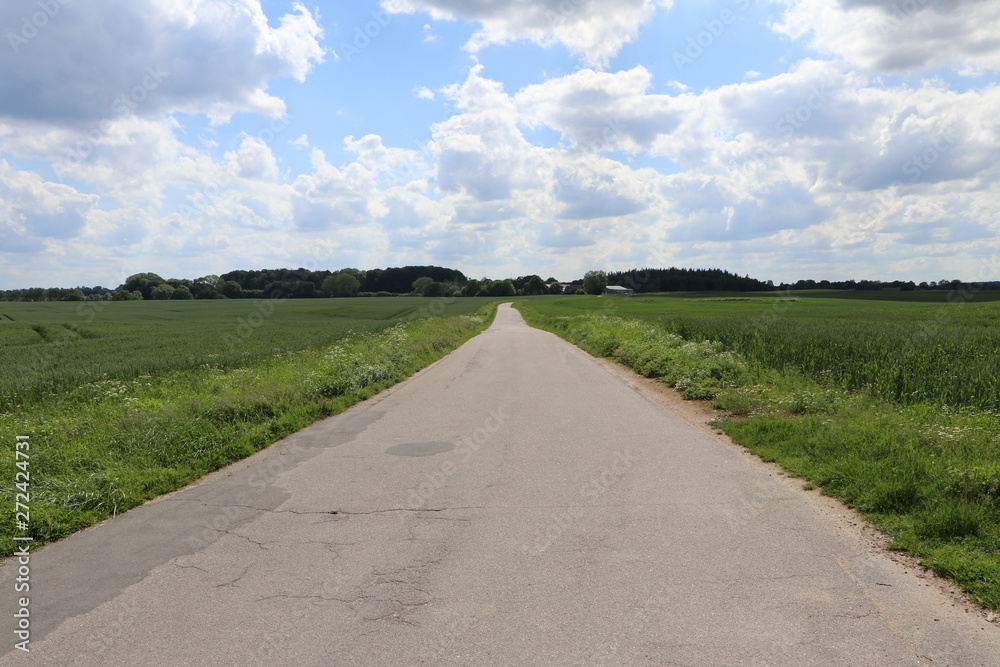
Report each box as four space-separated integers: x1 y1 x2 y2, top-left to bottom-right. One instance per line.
0 0 325 126
515 67 680 152
290 149 387 230
432 66 547 202
414 86 436 100
775 0 1000 74
383 0 667 67
224 136 280 181
0 160 98 248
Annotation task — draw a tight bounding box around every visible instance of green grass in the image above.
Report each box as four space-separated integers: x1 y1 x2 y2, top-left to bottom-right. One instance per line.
0 300 499 555
522 290 1000 410
0 297 495 411
516 293 1000 609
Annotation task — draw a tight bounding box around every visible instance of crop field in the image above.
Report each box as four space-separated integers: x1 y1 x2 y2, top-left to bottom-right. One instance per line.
524 290 1000 410
0 298 498 554
517 290 1000 609
0 297 494 411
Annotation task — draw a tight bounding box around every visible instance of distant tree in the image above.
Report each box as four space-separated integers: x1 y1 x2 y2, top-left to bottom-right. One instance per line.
111 290 143 301
548 282 564 295
323 272 361 297
321 275 337 296
523 275 546 295
170 286 194 300
61 289 85 301
220 281 243 299
582 270 608 295
483 279 515 297
412 276 434 295
190 275 221 299
339 268 364 282
424 281 448 298
150 284 175 300
124 273 165 299
461 279 482 297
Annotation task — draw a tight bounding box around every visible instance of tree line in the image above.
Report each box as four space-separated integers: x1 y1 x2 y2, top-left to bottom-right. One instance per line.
0 266 991 302
0 266 559 302
605 267 772 293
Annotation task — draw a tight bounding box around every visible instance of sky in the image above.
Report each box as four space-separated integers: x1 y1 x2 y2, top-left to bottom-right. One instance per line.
0 0 998 289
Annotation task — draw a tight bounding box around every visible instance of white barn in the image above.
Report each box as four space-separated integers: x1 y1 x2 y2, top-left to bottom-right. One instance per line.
605 285 634 295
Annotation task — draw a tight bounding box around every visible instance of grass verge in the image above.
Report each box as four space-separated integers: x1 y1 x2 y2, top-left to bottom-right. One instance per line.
0 307 496 556
516 304 1000 610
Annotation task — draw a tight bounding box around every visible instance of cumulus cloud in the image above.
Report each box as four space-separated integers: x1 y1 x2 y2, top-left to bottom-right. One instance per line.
290 149 387 230
432 66 547 202
775 0 1000 73
224 136 280 181
0 0 325 126
383 0 666 67
515 67 680 152
0 160 98 242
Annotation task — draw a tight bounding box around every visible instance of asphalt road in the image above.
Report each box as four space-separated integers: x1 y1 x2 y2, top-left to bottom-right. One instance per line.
2 303 999 665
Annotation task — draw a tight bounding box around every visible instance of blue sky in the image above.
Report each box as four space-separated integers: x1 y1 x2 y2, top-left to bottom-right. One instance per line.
1 0 998 289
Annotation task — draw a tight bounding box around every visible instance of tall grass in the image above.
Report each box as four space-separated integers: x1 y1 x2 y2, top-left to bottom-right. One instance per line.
0 297 496 411
523 292 1000 411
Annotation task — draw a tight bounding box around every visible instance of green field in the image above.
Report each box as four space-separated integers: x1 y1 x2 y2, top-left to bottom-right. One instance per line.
517 291 1000 609
0 298 499 555
522 290 1000 410
0 297 495 411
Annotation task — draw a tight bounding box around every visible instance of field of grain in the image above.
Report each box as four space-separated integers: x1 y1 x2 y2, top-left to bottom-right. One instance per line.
526 290 1000 410
0 297 494 411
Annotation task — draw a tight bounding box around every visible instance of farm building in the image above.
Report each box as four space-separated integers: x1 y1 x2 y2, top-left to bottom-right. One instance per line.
605 285 634 295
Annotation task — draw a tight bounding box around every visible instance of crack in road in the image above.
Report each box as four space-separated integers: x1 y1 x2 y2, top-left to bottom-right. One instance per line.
336 506 484 515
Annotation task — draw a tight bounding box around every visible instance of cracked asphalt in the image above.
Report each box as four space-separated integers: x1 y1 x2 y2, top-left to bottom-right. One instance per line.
2 303 1000 665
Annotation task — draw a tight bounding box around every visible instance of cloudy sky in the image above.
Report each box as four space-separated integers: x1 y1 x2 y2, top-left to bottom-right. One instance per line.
1 0 998 289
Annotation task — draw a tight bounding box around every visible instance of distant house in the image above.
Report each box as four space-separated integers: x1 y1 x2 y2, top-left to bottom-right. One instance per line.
605 285 634 295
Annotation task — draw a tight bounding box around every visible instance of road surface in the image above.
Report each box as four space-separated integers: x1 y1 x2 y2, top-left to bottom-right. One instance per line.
2 303 998 665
